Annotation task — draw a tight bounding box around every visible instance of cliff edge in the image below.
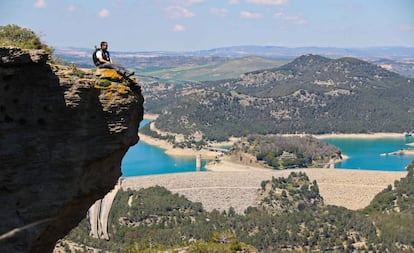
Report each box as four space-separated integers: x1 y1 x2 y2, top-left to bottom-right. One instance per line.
0 47 144 253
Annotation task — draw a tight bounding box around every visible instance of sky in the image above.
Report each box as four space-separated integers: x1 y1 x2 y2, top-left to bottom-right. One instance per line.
1 0 413 52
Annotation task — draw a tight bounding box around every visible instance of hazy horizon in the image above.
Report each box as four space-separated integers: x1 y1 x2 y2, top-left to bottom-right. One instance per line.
1 0 413 52
57 44 414 52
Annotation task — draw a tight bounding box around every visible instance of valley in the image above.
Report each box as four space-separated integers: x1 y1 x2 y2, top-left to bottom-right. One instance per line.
53 46 414 253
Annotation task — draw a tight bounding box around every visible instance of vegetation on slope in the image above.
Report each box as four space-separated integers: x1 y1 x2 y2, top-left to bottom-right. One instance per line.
231 135 341 169
0 24 54 54
139 56 288 83
148 55 414 141
363 162 414 249
63 166 414 252
257 172 324 215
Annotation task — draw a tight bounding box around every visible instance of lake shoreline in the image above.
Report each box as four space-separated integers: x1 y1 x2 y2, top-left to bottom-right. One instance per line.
141 119 407 157
314 132 407 139
126 120 411 212
138 133 224 159
138 116 411 171
138 128 411 169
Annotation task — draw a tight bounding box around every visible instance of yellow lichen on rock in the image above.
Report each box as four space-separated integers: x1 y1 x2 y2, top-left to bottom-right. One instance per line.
93 68 138 100
107 84 131 95
94 68 137 87
97 84 132 100
94 83 105 89
105 90 113 98
95 68 124 82
116 84 131 94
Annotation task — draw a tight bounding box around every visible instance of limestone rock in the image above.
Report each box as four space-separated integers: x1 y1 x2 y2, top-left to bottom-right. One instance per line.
0 47 48 66
0 48 144 253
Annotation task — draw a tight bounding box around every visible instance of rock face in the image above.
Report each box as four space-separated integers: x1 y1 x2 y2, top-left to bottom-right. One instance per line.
0 47 144 253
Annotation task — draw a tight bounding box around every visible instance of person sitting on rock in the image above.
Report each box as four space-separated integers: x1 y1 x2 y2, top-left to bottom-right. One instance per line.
93 41 134 77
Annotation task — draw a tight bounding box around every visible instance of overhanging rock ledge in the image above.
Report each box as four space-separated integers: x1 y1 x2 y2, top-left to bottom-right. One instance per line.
0 47 144 253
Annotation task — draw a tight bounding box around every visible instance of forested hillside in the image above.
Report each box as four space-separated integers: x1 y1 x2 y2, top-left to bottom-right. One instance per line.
147 55 414 141
363 161 414 249
230 135 341 169
62 163 414 252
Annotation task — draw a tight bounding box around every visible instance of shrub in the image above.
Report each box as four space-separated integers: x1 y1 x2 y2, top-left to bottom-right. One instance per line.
0 24 54 54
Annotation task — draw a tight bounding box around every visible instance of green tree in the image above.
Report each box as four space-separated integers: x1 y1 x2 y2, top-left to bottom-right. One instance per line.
0 24 53 54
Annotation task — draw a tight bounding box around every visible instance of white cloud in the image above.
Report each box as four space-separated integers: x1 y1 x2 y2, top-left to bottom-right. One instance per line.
337 3 361 10
210 8 229 17
187 0 204 5
34 0 46 9
274 11 306 24
400 24 414 31
172 0 204 6
67 5 76 13
98 8 110 18
173 24 185 32
229 0 239 4
166 6 195 19
246 0 288 5
240 10 262 18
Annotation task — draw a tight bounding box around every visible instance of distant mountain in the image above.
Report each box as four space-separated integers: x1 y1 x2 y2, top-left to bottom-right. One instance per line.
192 45 414 59
54 47 228 70
139 56 289 83
150 54 414 141
56 45 414 60
373 58 414 78
56 45 414 80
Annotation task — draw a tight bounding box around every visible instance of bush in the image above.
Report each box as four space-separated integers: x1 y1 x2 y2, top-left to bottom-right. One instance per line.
0 24 54 54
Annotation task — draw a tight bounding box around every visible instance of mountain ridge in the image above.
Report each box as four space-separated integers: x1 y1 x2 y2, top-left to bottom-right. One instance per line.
56 46 414 79
193 45 414 58
149 54 414 141
56 45 414 60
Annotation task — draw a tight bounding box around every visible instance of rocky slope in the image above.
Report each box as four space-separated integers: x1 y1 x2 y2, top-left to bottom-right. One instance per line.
0 47 144 253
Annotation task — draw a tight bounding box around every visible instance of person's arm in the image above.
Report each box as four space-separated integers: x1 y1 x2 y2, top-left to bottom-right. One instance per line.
107 51 113 63
96 51 110 64
97 56 108 63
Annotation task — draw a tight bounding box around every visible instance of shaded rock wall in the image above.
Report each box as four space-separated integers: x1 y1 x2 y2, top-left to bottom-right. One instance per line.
0 48 144 253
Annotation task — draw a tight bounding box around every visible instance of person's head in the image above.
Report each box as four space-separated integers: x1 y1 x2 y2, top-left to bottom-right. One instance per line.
100 41 108 50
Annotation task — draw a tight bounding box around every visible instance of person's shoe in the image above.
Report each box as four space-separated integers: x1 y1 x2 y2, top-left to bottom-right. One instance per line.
126 71 135 77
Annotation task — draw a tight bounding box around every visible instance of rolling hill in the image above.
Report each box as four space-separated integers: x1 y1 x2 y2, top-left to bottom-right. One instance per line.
138 56 288 82
55 46 414 79
148 54 414 141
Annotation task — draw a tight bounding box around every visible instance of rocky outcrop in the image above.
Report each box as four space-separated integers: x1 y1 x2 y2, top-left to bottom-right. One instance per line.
0 47 144 253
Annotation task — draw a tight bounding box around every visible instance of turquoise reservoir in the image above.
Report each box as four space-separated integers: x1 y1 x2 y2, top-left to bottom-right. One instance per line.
323 136 413 171
121 120 207 177
122 120 413 176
